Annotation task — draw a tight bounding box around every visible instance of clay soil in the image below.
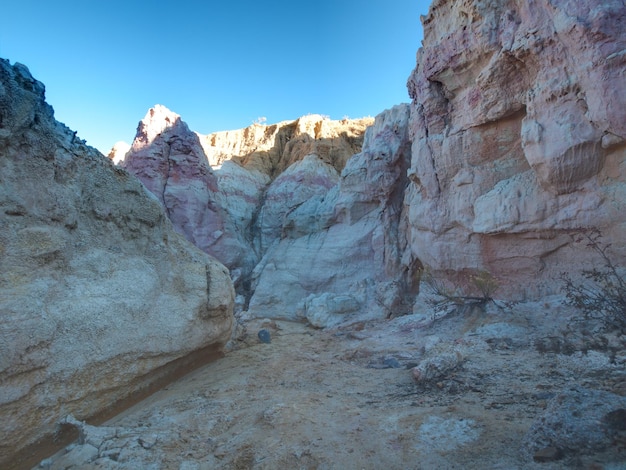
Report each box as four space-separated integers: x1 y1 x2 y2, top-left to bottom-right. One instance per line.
40 300 626 469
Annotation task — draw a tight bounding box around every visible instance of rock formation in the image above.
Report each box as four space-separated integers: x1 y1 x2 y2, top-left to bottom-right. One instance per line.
248 104 416 323
120 105 258 280
405 0 626 298
119 103 414 324
0 60 234 467
120 110 375 300
199 114 373 175
118 0 626 314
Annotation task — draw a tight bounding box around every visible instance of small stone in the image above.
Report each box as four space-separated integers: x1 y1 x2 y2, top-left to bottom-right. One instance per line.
138 433 158 449
382 357 402 369
258 329 271 344
533 446 563 462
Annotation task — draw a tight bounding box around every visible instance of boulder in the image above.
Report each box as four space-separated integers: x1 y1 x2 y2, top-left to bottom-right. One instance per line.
524 387 626 459
0 59 234 467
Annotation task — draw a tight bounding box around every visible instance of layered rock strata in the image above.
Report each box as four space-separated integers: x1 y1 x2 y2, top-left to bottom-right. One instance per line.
120 110 374 298
248 104 416 323
406 0 626 298
0 60 234 467
199 114 374 175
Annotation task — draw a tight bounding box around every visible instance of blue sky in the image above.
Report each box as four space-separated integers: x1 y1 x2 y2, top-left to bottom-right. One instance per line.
2 1 430 154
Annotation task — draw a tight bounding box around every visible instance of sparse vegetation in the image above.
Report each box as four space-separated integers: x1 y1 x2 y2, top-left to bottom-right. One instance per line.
420 268 509 316
561 230 626 332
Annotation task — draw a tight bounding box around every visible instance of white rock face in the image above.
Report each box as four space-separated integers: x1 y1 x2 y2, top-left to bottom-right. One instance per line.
248 104 416 322
257 154 340 253
0 60 234 466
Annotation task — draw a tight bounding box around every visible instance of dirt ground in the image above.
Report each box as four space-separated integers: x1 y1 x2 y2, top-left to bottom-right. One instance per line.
38 298 626 469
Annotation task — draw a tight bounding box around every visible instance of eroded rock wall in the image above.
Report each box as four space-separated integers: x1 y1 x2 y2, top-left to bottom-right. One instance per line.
248 104 415 324
199 114 374 175
120 110 374 299
119 103 410 323
120 105 261 281
406 0 626 298
0 60 234 466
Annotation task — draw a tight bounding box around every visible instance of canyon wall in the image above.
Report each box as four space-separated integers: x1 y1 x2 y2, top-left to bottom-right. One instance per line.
118 0 626 314
405 0 626 298
0 60 234 466
120 105 414 325
248 104 415 324
120 109 376 307
3 0 625 466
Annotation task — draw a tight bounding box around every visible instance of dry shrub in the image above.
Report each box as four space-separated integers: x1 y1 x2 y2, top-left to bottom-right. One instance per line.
562 230 626 332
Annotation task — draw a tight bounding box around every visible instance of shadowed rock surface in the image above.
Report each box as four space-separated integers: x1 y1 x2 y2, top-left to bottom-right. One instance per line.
0 59 234 468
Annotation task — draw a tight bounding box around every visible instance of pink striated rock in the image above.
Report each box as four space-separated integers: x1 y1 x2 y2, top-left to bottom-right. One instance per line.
121 105 255 278
405 0 626 298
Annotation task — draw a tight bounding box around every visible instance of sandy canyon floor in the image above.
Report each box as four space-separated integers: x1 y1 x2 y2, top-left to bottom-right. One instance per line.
39 299 626 470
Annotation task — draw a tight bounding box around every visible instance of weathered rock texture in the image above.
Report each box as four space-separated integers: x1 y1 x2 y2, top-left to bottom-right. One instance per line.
117 0 626 316
121 106 259 279
248 104 415 322
0 60 234 467
199 114 374 175
120 110 375 299
405 0 626 298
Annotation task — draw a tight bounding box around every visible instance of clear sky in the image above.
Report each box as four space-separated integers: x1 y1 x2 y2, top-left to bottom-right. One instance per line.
2 1 430 154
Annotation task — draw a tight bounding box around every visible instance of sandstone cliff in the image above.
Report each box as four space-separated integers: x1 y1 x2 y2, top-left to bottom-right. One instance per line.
0 60 234 467
117 0 625 315
405 0 626 298
199 114 374 175
120 110 375 302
